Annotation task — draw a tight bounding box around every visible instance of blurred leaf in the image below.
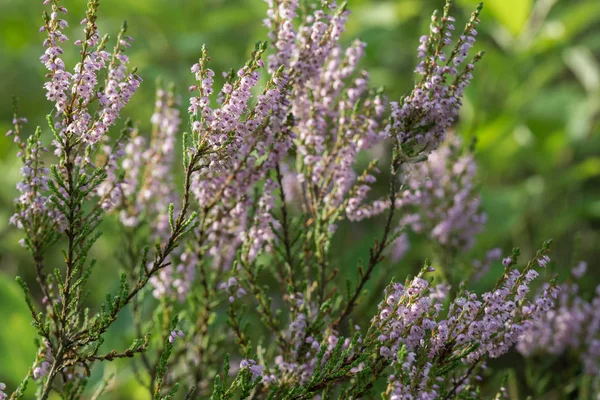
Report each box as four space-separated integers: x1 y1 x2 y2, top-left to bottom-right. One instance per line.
559 0 600 40
466 0 533 36
563 46 600 94
567 96 600 140
0 272 37 386
473 115 516 153
568 157 600 181
354 2 400 28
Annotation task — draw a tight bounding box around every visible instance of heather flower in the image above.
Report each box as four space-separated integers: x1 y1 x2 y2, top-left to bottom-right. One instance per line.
185 45 294 278
390 232 410 262
33 341 53 381
390 4 483 158
9 117 66 237
40 1 71 113
264 1 390 229
572 261 587 279
97 86 184 299
241 178 281 263
279 162 302 203
113 87 181 228
41 0 140 156
263 0 299 73
240 359 265 381
374 245 557 398
168 330 185 343
537 254 551 268
348 135 487 274
218 276 247 303
394 136 486 254
94 136 127 212
518 262 600 375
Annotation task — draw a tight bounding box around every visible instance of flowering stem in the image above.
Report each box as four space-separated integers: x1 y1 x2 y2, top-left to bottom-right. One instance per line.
275 163 297 292
441 360 480 400
333 151 403 329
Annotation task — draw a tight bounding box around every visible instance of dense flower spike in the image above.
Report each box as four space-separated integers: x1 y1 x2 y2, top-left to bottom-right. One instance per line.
122 86 181 233
374 245 558 398
94 134 127 212
41 0 140 156
357 135 487 277
390 2 483 158
40 0 71 113
8 114 66 238
399 136 486 252
242 178 281 263
103 86 186 298
518 262 600 375
350 136 485 244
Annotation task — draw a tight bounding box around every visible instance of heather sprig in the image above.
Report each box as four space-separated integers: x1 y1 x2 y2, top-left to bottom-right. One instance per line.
517 261 600 394
391 2 484 159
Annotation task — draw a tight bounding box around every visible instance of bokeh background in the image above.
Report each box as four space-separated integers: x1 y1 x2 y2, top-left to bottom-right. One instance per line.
0 0 599 398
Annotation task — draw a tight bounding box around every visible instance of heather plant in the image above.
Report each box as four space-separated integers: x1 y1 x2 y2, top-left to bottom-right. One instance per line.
2 0 598 399
517 261 600 396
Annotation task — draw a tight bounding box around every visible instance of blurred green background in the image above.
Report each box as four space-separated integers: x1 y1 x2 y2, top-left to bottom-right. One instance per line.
0 0 599 398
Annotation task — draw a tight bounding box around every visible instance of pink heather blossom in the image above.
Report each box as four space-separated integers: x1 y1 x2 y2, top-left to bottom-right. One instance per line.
518 262 600 375
168 330 185 343
374 250 557 397
41 1 140 155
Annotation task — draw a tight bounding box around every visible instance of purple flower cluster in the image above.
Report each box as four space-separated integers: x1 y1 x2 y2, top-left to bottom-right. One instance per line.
95 137 126 212
117 88 181 231
91 0 486 308
399 137 486 252
185 45 293 274
242 291 361 388
374 251 557 398
242 179 281 263
153 250 198 301
218 277 247 303
40 0 70 113
270 324 353 386
263 0 298 73
33 340 53 380
168 329 185 344
0 383 6 400
240 359 265 381
518 262 600 375
93 87 184 299
350 136 486 269
8 123 66 236
264 1 391 229
390 5 483 157
40 0 140 155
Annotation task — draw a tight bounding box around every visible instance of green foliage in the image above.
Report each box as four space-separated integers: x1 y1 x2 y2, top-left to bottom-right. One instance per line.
0 273 37 387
